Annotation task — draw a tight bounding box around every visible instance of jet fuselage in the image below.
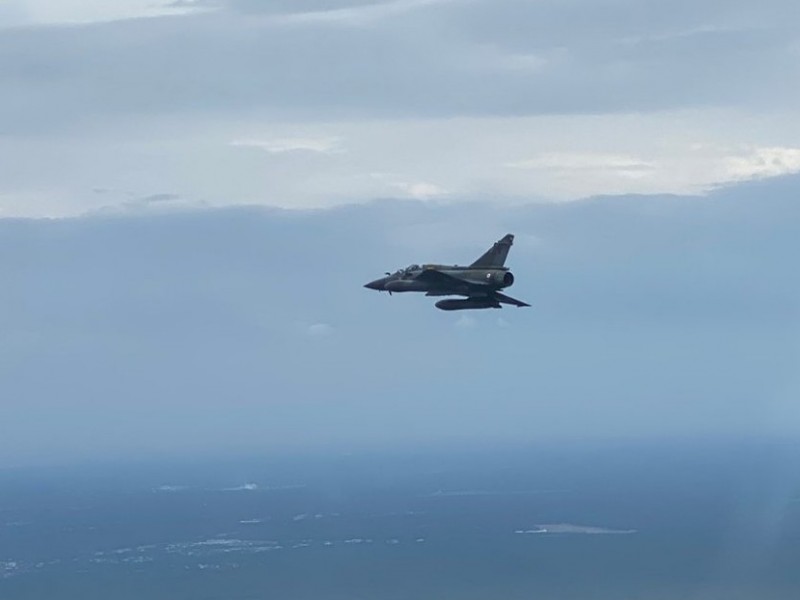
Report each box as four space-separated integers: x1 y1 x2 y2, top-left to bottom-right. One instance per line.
363 234 529 311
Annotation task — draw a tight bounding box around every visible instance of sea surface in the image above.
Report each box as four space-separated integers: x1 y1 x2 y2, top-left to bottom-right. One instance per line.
2 439 800 599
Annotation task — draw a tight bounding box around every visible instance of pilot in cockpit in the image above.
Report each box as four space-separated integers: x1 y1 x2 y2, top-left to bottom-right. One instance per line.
397 264 418 277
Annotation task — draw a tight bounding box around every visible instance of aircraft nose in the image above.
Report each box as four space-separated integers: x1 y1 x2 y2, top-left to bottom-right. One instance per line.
364 277 387 291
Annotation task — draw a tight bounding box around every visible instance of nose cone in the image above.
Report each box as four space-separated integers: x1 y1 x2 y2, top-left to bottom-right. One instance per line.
364 277 388 291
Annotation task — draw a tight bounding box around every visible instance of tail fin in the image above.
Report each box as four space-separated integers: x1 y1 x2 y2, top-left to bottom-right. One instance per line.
470 234 514 268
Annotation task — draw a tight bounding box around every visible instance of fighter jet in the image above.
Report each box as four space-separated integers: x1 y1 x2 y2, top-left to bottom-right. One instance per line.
363 234 530 311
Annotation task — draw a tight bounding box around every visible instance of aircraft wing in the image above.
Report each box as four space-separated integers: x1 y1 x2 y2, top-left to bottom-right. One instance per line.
418 269 529 307
417 269 489 296
417 268 488 290
492 291 530 307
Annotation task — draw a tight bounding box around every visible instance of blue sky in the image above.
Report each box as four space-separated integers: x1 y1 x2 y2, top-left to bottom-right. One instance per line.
0 1 798 466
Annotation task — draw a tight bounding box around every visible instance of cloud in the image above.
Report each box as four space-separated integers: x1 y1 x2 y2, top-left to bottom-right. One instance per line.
391 181 448 199
722 146 800 181
88 193 209 216
1 0 799 218
268 0 456 27
1 175 799 465
507 153 655 171
454 315 477 330
306 323 334 337
507 153 657 179
222 483 258 491
493 52 548 72
3 0 215 27
230 137 344 154
167 0 217 8
5 111 800 217
138 193 181 204
616 23 749 46
2 0 798 136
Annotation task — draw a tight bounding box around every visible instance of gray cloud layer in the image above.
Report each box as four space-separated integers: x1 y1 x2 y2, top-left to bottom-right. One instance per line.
2 0 799 134
2 0 800 218
1 174 798 466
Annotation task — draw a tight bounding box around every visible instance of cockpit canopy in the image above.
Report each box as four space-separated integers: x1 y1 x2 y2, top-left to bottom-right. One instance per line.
393 264 420 275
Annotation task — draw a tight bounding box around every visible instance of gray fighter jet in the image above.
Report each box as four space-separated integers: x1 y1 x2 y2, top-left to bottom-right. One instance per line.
363 234 530 311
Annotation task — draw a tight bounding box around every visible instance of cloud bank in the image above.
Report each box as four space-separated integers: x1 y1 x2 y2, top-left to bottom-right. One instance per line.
1 0 799 216
1 174 798 466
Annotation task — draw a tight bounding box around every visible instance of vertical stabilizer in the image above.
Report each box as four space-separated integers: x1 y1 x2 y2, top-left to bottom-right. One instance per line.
469 234 514 268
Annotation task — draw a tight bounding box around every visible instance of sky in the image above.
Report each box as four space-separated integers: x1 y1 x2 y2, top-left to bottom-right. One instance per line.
1 0 800 217
0 0 799 467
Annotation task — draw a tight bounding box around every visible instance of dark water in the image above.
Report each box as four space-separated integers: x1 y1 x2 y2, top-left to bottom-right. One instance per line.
2 439 800 599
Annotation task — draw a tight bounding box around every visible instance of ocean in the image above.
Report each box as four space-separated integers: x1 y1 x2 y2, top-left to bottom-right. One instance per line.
2 439 799 599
